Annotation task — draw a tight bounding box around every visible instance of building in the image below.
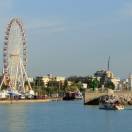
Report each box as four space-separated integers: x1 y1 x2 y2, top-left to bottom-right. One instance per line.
128 74 132 91
94 69 120 89
35 74 65 87
82 83 87 89
106 71 120 89
54 76 65 82
119 79 128 90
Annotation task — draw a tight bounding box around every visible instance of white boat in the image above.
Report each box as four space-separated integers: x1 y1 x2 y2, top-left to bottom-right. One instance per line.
99 102 124 110
115 105 124 110
99 95 124 110
75 91 83 99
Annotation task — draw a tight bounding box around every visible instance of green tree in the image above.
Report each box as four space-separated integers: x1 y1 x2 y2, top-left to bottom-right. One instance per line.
91 79 99 91
66 83 79 92
105 81 115 90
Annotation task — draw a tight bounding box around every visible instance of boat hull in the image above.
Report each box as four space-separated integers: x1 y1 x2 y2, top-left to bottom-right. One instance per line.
99 103 124 110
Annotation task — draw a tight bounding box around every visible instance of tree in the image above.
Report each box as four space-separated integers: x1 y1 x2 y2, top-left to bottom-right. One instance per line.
91 79 99 91
105 81 115 90
66 83 79 92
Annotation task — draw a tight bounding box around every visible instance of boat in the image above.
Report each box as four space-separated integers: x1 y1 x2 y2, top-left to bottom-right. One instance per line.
63 91 83 100
99 101 124 110
63 92 75 100
99 95 124 110
75 91 83 99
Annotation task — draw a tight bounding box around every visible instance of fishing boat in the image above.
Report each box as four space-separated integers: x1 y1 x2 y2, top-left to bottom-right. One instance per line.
99 101 124 110
99 95 124 110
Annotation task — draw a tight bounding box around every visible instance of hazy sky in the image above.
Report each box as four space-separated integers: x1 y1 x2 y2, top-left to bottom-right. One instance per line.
0 0 132 78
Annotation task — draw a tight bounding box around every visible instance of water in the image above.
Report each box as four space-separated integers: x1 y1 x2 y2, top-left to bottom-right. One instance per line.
0 101 132 132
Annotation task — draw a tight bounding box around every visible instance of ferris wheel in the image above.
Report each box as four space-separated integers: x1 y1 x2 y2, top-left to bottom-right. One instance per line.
1 18 31 93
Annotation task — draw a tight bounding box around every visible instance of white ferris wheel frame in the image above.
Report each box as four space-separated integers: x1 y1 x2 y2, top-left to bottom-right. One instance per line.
0 18 32 92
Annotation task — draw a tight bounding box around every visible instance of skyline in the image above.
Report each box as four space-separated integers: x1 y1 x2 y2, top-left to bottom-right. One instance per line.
0 0 132 78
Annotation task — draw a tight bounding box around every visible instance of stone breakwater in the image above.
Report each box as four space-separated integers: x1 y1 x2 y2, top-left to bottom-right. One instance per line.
84 90 132 105
100 95 132 105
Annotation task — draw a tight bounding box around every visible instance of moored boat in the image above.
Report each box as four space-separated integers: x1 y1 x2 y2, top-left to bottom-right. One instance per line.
63 91 83 100
75 91 83 100
99 102 124 110
99 95 124 110
63 92 75 100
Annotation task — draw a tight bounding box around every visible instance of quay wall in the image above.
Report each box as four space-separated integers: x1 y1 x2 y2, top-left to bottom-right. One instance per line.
0 97 62 104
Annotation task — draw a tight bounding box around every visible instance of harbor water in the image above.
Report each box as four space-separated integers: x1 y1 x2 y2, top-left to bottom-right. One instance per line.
0 101 132 132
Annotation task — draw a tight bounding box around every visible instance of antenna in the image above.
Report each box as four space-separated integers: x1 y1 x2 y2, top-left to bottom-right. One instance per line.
107 56 110 71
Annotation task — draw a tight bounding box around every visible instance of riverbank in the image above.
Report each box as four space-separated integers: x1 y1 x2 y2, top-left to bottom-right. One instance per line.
0 98 61 104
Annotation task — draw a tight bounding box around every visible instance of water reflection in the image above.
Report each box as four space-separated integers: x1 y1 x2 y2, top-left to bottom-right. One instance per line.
0 102 132 132
0 104 28 132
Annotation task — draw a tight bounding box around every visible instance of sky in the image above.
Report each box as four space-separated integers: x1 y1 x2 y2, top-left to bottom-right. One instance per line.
0 0 132 78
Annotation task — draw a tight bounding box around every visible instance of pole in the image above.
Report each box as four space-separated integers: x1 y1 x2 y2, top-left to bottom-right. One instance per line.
108 56 110 71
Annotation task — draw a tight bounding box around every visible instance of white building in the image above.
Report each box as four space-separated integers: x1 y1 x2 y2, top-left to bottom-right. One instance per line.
36 74 65 86
128 74 132 91
82 83 87 89
55 76 65 82
105 71 120 90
